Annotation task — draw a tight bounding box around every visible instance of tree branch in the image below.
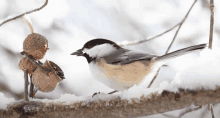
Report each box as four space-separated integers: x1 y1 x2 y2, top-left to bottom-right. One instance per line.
0 0 48 27
2 87 220 118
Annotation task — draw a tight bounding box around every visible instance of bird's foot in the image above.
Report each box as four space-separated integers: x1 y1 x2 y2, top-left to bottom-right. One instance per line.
92 92 101 98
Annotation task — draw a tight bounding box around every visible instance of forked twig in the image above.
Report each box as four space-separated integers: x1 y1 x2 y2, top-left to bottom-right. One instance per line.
0 0 48 27
120 23 181 46
148 0 198 88
165 0 198 54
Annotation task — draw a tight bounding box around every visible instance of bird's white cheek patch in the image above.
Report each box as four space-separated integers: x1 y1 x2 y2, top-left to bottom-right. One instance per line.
83 44 116 58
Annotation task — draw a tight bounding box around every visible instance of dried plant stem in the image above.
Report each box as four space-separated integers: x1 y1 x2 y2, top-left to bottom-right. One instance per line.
179 106 202 118
108 90 118 94
0 0 48 27
210 104 215 118
209 0 214 49
26 57 50 75
120 23 180 46
147 67 161 88
29 75 34 98
24 70 29 101
121 0 197 47
23 16 34 34
21 52 50 75
148 0 198 89
206 0 215 116
165 0 197 54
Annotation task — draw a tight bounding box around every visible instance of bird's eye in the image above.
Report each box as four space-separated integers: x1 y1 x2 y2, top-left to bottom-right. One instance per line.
44 44 47 48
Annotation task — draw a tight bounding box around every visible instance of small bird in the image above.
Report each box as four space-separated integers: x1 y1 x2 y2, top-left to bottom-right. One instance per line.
71 38 206 92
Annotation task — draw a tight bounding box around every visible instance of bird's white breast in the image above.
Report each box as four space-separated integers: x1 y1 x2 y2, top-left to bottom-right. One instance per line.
89 59 165 91
89 62 127 91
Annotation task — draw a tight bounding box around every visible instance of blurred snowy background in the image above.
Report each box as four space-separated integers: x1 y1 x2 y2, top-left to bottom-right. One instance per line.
0 0 220 117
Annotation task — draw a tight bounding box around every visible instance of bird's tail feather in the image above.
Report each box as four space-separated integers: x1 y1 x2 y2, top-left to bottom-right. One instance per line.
156 44 207 61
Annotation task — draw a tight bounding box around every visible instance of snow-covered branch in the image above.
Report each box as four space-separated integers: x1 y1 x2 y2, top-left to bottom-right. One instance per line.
1 87 220 118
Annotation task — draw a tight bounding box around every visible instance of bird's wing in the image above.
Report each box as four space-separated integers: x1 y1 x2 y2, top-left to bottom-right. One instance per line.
103 49 157 65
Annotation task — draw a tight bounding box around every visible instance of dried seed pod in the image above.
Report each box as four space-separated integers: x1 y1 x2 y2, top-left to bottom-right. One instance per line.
32 60 64 92
18 57 37 75
23 33 49 60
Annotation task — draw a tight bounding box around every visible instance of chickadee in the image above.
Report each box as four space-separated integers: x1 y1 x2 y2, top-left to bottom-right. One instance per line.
71 38 206 92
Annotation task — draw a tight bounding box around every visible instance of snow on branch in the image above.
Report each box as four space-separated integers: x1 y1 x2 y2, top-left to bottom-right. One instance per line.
1 87 220 118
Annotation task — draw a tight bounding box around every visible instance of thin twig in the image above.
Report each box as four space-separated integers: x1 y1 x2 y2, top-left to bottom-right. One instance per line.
165 0 198 54
148 0 198 89
21 51 50 75
161 113 177 118
179 106 202 118
147 66 162 88
120 23 180 46
23 15 34 34
29 75 34 98
199 103 218 118
210 104 215 118
209 0 214 49
108 90 118 94
0 0 48 27
24 70 29 101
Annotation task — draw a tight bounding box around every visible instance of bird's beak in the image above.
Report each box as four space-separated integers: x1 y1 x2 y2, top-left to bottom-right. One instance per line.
71 49 83 56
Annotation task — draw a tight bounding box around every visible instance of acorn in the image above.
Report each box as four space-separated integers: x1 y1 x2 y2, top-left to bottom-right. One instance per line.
18 57 37 75
23 33 49 60
32 60 64 92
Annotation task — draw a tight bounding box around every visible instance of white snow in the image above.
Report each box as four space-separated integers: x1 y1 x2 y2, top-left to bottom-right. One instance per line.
0 2 220 118
0 93 15 109
162 47 220 92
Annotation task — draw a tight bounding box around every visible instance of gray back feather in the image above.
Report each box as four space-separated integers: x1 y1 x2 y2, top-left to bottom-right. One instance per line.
103 48 157 65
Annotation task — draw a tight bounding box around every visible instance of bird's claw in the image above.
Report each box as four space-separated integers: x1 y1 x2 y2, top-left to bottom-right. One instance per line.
92 92 101 98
